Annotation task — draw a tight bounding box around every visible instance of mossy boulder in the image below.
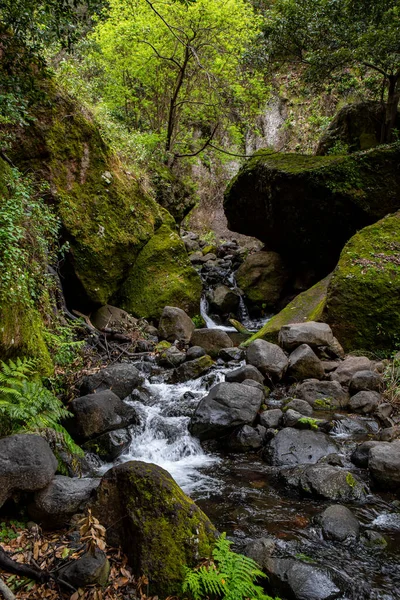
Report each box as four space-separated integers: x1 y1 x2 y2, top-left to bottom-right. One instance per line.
324 211 400 352
91 461 216 595
118 225 202 320
242 275 331 347
151 163 197 223
224 144 400 275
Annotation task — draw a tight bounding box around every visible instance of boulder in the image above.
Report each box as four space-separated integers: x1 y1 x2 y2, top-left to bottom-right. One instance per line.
68 390 137 441
246 339 288 381
158 345 186 368
209 284 240 315
190 329 232 357
284 399 313 416
224 145 400 275
80 364 143 400
330 356 371 387
189 382 264 440
369 440 400 489
91 305 138 332
170 355 214 383
58 549 110 588
244 537 276 568
227 425 265 451
349 371 383 394
324 211 400 352
235 251 290 311
351 441 384 468
349 391 381 414
288 344 324 381
284 409 303 427
83 428 132 461
378 425 400 441
279 322 343 357
319 505 360 542
242 379 265 393
225 364 264 385
186 346 206 360
29 475 99 528
92 461 216 595
264 429 338 467
118 225 202 320
0 435 58 507
282 465 367 502
219 347 245 362
293 379 349 410
158 306 195 343
259 409 283 429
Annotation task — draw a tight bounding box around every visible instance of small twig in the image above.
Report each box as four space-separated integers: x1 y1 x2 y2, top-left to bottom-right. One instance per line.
0 577 16 600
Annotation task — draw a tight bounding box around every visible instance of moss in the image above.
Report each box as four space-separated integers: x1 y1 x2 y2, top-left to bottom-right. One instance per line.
202 244 217 255
155 340 171 353
151 163 197 223
298 417 319 430
346 472 357 489
324 211 400 352
118 225 202 320
242 274 331 346
241 148 340 175
313 398 332 410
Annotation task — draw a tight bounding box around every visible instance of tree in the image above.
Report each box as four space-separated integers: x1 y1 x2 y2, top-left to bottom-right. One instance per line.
262 0 400 142
91 0 266 162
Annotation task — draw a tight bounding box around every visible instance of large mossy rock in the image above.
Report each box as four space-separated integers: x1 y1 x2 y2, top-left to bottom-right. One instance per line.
224 145 400 274
324 211 400 352
151 163 197 223
91 461 216 595
118 225 202 320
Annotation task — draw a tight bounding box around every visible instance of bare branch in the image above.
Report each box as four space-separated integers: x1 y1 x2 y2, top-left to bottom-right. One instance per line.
174 123 219 158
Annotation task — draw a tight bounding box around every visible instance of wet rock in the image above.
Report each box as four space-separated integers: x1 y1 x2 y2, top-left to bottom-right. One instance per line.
279 322 344 358
68 390 137 441
378 425 400 441
225 364 264 385
158 306 195 343
330 356 371 387
264 428 338 467
284 399 313 416
186 346 206 360
0 435 58 508
29 475 99 528
319 505 360 542
349 370 383 394
209 284 240 315
349 391 381 414
92 461 216 595
284 409 303 427
80 364 143 400
189 382 264 440
266 558 344 600
288 344 324 381
219 347 245 362
293 379 349 410
284 465 368 501
158 345 186 368
244 537 276 567
363 530 388 548
351 441 384 468
369 440 400 489
83 428 132 462
246 339 288 381
190 328 232 357
228 425 265 451
58 549 110 588
260 409 283 429
170 355 214 383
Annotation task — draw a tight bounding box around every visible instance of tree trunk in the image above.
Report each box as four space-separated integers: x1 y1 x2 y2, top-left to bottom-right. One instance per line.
384 75 400 142
165 46 190 159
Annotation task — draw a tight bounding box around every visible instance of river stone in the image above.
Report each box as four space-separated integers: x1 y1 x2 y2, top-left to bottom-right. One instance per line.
260 409 283 428
228 424 265 451
374 402 393 423
279 322 344 358
244 537 276 568
284 399 313 416
209 284 240 315
80 363 143 399
158 306 195 343
378 425 400 441
189 382 264 440
190 328 232 357
29 475 100 528
0 435 58 508
293 379 349 410
186 345 206 360
349 391 381 414
83 428 132 462
158 345 186 368
246 339 288 381
351 441 384 468
170 354 214 383
283 465 368 501
266 558 343 600
369 440 400 489
91 461 216 595
330 356 371 387
242 379 265 392
264 428 338 467
319 505 360 542
68 390 137 441
225 364 264 384
284 409 303 427
288 344 324 381
219 347 245 362
58 549 110 588
349 370 383 394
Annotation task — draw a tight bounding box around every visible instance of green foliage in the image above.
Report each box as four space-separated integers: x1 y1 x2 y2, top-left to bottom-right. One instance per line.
0 520 25 543
192 314 206 328
383 357 400 407
44 321 85 369
182 533 277 600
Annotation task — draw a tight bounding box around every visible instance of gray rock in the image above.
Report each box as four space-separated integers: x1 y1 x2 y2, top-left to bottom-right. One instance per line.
369 440 400 489
330 356 371 387
319 505 360 541
0 435 58 508
80 363 142 399
91 305 137 332
288 344 324 381
349 391 381 414
279 322 344 358
284 399 313 416
244 537 276 568
246 339 288 381
83 428 132 461
349 370 383 394
322 360 341 374
29 475 99 528
219 347 245 362
293 379 349 410
228 425 265 451
351 441 384 468
189 251 204 263
378 425 400 441
189 382 263 440
58 549 110 588
225 364 264 384
374 402 393 422
158 306 195 343
209 284 240 315
363 530 388 548
284 409 303 427
242 379 265 392
283 465 368 501
69 390 137 441
158 345 186 368
266 558 343 600
190 328 232 357
186 346 206 360
265 428 338 467
170 355 214 383
260 409 283 429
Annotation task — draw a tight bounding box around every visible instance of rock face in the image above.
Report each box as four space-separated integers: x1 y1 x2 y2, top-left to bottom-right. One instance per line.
189 382 264 440
0 435 58 507
265 429 338 467
369 441 400 489
235 251 290 311
80 364 142 399
319 505 360 542
224 146 400 275
158 306 195 343
246 339 288 381
92 461 216 594
190 328 232 357
324 211 400 351
288 344 324 381
118 225 202 320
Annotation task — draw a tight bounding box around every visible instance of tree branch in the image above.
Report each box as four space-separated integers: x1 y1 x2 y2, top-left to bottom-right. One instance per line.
174 123 219 158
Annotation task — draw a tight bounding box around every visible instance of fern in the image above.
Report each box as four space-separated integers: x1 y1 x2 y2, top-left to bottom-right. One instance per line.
183 533 278 600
